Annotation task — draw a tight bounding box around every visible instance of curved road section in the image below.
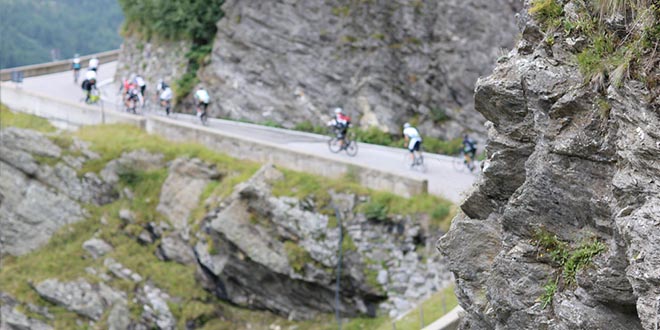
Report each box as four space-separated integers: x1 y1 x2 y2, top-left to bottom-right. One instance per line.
8 61 477 203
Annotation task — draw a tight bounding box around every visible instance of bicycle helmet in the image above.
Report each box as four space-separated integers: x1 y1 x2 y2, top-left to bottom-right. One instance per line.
403 122 411 129
334 107 343 114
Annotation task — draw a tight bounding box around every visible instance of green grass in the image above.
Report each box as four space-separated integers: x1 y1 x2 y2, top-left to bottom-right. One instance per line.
76 124 260 176
527 0 659 89
529 0 563 29
539 278 558 308
284 241 313 274
375 285 458 330
0 104 56 133
272 170 455 232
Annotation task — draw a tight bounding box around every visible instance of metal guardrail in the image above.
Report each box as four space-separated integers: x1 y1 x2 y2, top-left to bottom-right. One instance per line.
0 49 120 81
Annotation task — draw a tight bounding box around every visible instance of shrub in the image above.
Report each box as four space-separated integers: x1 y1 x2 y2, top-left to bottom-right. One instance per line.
539 279 558 308
529 0 563 26
293 121 327 134
363 200 389 221
355 127 396 146
430 107 450 123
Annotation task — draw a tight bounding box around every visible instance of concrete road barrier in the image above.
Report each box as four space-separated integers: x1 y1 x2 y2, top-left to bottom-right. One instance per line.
421 306 463 330
1 83 144 128
146 116 428 197
1 50 119 81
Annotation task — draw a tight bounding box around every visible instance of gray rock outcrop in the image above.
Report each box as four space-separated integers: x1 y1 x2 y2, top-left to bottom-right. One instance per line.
0 128 118 256
114 34 192 92
196 0 521 139
197 164 451 319
156 158 221 230
33 279 127 323
100 149 164 185
439 1 659 329
82 238 113 259
0 292 53 330
1 129 83 256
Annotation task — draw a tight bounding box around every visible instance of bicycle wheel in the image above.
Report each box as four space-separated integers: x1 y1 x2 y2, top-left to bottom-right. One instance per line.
403 152 414 169
414 154 427 173
328 137 342 153
452 156 466 172
345 139 358 156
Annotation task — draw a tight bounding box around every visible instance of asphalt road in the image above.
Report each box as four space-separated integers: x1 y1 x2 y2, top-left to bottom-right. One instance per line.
18 62 478 203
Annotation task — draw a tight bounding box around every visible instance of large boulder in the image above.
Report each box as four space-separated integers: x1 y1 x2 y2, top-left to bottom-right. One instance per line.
156 158 221 231
196 164 451 319
34 279 109 321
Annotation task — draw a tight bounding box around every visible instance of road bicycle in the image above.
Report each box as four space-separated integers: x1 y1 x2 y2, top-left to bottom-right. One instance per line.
452 150 477 173
197 102 209 125
160 99 172 116
125 94 139 114
82 88 102 106
328 129 358 156
403 149 427 173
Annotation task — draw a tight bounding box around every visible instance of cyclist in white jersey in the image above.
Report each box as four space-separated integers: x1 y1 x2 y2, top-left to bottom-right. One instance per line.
194 87 210 118
403 122 423 163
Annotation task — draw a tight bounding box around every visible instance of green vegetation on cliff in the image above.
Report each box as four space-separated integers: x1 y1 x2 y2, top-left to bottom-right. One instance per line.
118 0 225 101
530 0 659 91
0 0 123 68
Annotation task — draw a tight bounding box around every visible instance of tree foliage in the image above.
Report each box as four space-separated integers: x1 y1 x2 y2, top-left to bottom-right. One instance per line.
117 0 224 44
0 0 123 69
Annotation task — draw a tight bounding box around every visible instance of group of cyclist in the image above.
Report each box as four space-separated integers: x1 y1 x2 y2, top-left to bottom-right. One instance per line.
115 74 210 120
327 107 478 171
73 55 476 164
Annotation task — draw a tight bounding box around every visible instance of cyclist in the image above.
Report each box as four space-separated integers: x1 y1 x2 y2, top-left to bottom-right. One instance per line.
194 86 210 120
159 82 173 115
327 107 351 149
403 122 423 165
72 54 81 83
156 79 168 95
135 74 147 102
81 77 97 103
462 134 477 171
88 56 99 72
125 85 142 112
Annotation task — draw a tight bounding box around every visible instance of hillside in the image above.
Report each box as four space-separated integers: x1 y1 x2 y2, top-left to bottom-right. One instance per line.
0 0 123 69
0 106 457 329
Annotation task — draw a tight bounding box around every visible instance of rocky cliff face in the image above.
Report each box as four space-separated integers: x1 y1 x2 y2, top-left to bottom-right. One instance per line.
114 34 191 93
198 0 520 139
439 1 660 329
116 0 521 139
